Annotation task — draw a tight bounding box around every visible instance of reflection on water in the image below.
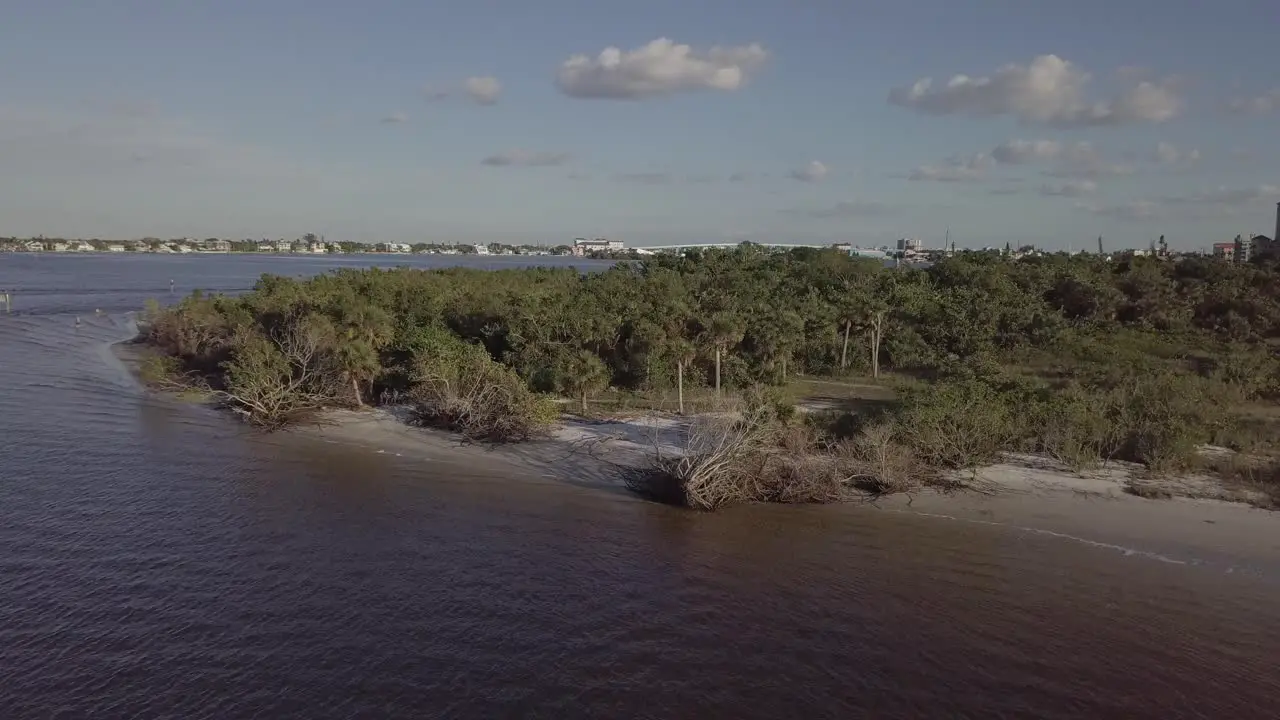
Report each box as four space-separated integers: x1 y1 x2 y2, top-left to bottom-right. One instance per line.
1 254 1278 719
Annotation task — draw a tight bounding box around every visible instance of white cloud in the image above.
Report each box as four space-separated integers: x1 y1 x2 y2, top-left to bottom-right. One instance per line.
381 112 409 124
480 149 571 167
464 76 502 105
1039 180 1097 197
556 38 768 99
1153 141 1179 164
908 166 983 182
1151 141 1200 166
788 160 828 183
1227 89 1280 114
907 152 989 182
991 139 1061 164
888 54 1182 127
423 76 502 105
1042 141 1134 180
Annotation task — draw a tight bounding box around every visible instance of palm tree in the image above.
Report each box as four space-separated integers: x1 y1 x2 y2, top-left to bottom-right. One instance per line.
670 337 696 414
759 310 805 384
336 302 394 405
559 350 611 415
705 312 745 400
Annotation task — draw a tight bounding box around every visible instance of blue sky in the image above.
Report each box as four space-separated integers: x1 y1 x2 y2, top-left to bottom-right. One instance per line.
2 0 1277 248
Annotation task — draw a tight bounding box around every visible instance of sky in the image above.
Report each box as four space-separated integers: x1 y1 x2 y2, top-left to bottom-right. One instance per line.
1 0 1277 249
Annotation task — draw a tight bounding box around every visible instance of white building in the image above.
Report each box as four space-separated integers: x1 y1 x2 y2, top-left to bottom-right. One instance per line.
473 244 490 255
571 237 624 256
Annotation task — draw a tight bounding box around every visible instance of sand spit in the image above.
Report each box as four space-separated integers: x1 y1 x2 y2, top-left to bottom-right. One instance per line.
114 336 1280 571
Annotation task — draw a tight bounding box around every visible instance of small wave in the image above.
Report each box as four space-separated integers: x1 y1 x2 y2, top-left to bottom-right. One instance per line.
882 508 1193 566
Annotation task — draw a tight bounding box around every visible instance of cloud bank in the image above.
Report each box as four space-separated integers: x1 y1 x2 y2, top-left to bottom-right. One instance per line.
557 38 768 99
889 55 1182 127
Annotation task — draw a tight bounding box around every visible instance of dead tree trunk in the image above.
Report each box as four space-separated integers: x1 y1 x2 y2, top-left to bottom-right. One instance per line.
868 311 886 379
677 360 685 415
714 347 722 399
840 320 851 370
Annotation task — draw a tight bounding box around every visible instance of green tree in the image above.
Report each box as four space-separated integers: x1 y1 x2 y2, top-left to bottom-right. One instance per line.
336 302 395 405
558 350 611 414
704 312 745 400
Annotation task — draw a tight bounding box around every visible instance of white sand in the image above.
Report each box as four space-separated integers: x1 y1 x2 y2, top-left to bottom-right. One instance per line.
114 330 1279 574
293 407 1280 574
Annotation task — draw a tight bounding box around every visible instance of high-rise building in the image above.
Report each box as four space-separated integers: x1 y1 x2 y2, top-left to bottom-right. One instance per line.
1233 234 1257 262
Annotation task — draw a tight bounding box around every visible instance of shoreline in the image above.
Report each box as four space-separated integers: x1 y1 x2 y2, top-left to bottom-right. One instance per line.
112 338 1280 574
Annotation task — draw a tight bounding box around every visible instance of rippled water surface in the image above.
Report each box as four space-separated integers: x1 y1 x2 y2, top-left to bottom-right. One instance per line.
2 253 1279 719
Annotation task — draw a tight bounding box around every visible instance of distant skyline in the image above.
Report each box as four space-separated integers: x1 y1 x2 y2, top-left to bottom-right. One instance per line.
1 0 1277 248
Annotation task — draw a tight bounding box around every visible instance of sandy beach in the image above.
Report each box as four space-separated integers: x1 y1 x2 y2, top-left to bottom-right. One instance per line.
291 404 1280 570
114 337 1280 576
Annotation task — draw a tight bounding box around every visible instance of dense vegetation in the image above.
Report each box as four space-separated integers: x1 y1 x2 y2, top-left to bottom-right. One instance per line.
142 246 1280 507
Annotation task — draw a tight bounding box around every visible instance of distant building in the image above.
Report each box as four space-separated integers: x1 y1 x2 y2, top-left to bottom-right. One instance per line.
202 239 231 252
106 243 126 252
897 237 922 252
1233 234 1254 262
571 237 624 256
1212 242 1237 261
1252 234 1276 260
473 244 490 255
832 243 887 259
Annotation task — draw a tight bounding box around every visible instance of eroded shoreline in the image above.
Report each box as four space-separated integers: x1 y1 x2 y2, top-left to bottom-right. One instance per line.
113 337 1280 573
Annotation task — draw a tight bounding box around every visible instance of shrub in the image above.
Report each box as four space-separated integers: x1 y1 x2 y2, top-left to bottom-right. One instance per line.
840 421 934 494
409 335 558 442
1026 390 1115 471
217 318 344 428
624 406 853 510
1102 372 1226 471
138 353 185 388
895 379 1019 471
